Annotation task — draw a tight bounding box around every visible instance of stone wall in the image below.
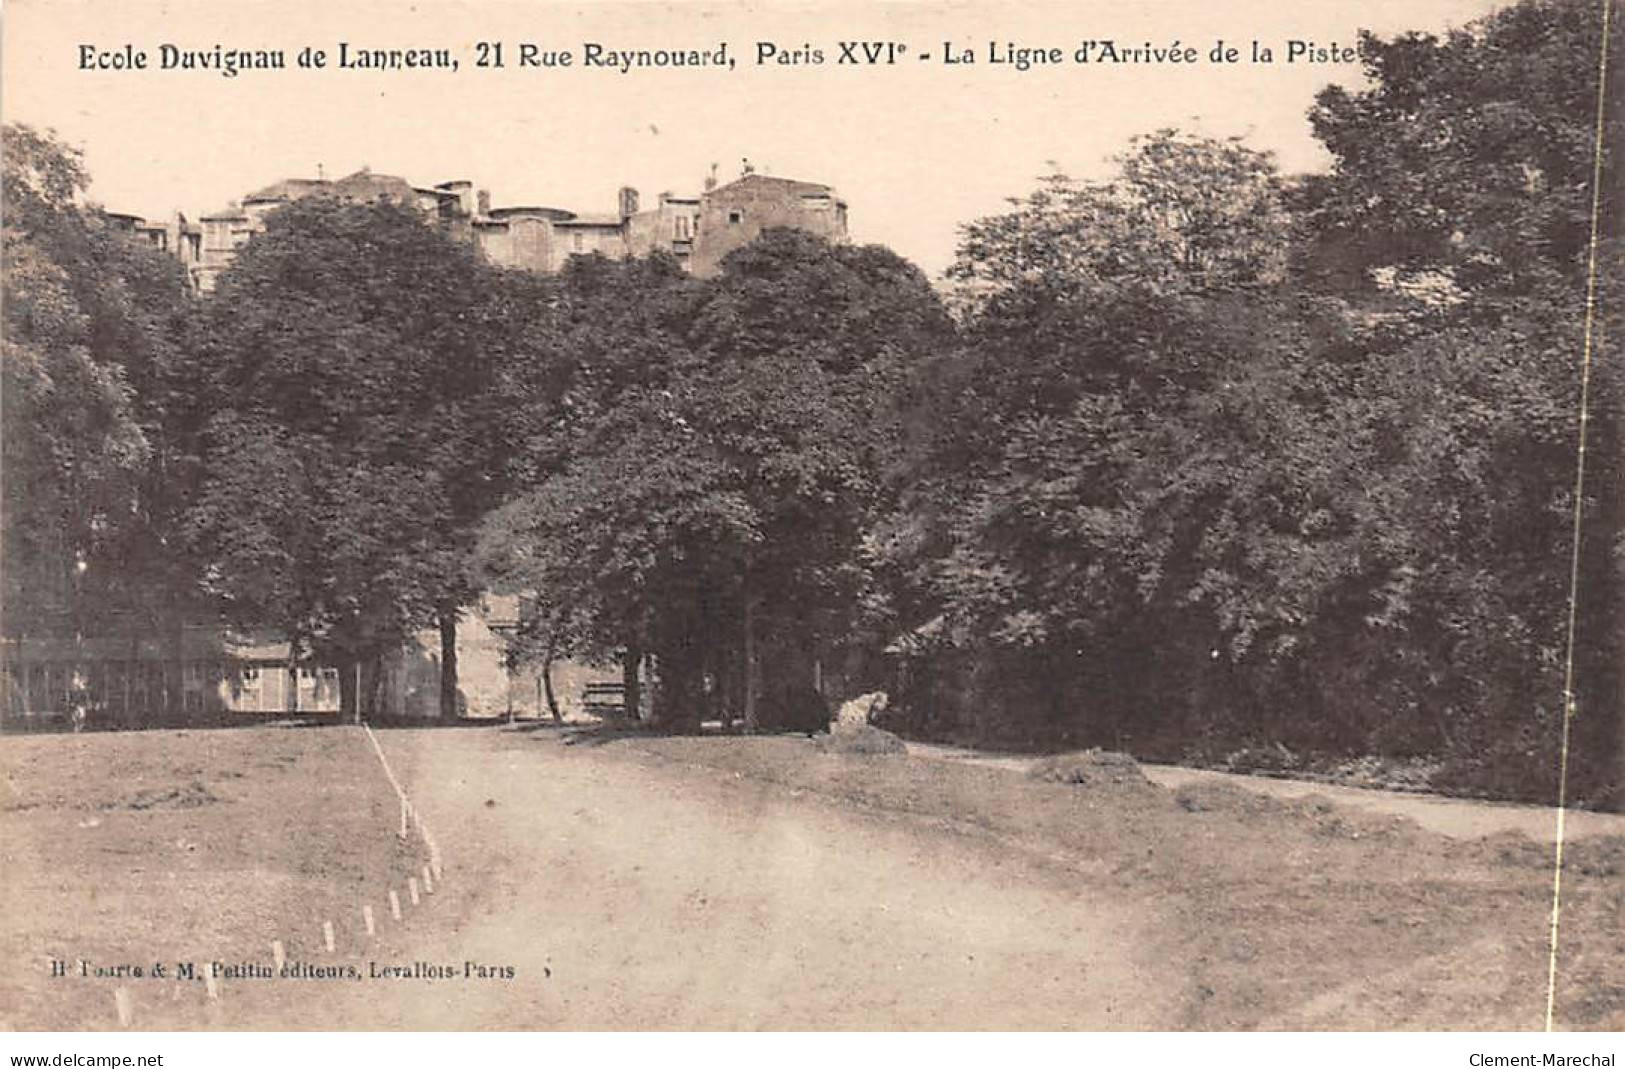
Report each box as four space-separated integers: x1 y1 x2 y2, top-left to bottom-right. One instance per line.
690 174 848 277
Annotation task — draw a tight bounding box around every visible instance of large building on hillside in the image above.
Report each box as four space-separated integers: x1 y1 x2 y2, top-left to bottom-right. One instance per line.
122 164 849 291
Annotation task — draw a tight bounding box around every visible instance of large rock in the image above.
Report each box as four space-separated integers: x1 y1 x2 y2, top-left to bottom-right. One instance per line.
833 691 889 731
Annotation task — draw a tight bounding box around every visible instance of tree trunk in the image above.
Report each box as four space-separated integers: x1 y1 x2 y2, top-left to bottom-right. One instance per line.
438 608 459 719
712 639 732 732
742 564 760 732
540 621 563 722
340 658 359 722
368 654 385 719
284 634 300 717
124 638 136 726
159 627 173 721
623 643 642 722
541 657 561 722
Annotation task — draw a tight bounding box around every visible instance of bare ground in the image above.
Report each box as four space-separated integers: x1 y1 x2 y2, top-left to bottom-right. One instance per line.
906 741 1625 843
2 724 1622 1030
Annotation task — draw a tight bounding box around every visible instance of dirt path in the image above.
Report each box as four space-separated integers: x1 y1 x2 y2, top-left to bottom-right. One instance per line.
905 742 1625 842
6 726 1618 1030
294 728 1183 1030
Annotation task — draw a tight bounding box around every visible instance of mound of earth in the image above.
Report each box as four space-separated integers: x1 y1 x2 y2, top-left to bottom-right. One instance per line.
813 724 907 756
1173 780 1284 815
1028 749 1155 790
1174 781 1424 844
1455 829 1625 877
101 780 222 811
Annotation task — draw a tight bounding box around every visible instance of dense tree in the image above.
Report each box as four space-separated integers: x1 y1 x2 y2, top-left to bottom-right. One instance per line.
474 252 703 720
478 232 950 730
2 124 194 647
7 0 1612 807
950 131 1289 310
1297 0 1623 799
180 198 507 716
890 132 1325 746
892 0 1622 804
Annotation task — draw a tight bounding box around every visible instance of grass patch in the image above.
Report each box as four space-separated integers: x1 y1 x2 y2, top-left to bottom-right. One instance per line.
1 726 432 1030
595 733 1625 1029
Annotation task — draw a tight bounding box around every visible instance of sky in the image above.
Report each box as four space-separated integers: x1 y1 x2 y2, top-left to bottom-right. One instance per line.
4 0 1509 277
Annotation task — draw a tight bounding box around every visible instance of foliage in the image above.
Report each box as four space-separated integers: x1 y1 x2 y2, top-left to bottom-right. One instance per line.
6 0 1615 807
1301 0 1622 798
179 198 507 682
1 123 194 634
889 0 1622 804
476 232 950 728
949 130 1289 310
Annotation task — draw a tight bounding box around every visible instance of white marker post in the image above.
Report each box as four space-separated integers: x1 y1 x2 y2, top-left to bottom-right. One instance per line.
408 877 420 906
362 904 376 937
422 865 434 894
114 987 133 1027
322 920 336 953
398 798 409 840
424 832 442 881
271 940 286 973
389 889 402 921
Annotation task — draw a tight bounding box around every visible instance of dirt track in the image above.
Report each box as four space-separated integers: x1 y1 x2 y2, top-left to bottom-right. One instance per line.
306 728 1179 1029
906 742 1625 843
4 724 1621 1030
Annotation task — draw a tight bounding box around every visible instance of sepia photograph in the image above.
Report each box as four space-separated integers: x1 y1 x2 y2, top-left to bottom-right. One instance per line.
1 0 1621 1047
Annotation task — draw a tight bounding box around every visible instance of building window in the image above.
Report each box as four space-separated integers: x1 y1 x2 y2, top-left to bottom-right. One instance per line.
572 232 584 252
674 215 690 239
727 210 742 225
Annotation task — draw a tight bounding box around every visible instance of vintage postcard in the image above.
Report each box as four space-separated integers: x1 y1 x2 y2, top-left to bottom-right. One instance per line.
1 0 1621 1043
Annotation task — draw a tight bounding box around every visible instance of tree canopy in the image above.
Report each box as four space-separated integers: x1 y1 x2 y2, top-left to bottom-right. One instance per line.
179 197 508 712
887 0 1621 801
476 230 950 728
2 124 193 633
4 0 1617 805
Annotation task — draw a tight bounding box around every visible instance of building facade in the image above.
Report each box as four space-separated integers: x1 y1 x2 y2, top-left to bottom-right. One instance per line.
0 626 342 728
120 164 848 290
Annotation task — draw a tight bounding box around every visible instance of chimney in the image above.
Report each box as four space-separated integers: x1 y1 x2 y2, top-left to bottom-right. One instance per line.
437 180 476 217
477 189 491 216
618 186 640 221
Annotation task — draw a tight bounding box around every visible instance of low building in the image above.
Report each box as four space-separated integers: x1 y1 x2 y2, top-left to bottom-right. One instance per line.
0 604 530 726
0 626 341 728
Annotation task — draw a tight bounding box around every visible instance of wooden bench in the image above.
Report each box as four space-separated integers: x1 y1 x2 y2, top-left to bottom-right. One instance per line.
581 681 627 720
